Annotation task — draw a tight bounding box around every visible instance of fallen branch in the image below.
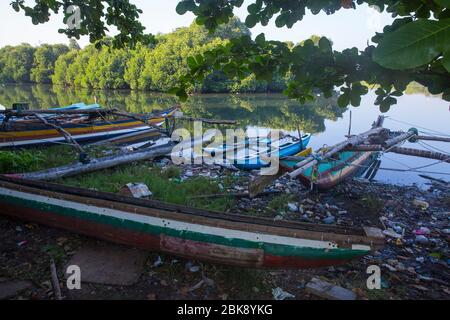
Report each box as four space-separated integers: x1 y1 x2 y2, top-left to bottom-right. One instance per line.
50 258 62 300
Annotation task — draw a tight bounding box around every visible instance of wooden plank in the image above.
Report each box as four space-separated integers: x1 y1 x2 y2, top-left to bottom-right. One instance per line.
306 278 357 300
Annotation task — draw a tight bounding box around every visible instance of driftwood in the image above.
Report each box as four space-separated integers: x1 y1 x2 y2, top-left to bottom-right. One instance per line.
50 259 62 300
174 116 237 125
12 142 175 181
289 116 385 179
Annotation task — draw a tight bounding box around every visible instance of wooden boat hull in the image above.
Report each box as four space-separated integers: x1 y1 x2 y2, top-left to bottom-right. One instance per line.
282 151 378 191
232 135 311 171
0 107 176 148
0 176 384 268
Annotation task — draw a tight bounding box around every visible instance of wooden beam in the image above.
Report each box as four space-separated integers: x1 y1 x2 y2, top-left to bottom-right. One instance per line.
14 142 175 181
416 135 450 143
383 131 416 148
389 146 450 163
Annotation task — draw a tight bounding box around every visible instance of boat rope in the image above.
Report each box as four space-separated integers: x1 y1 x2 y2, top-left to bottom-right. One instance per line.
386 117 450 138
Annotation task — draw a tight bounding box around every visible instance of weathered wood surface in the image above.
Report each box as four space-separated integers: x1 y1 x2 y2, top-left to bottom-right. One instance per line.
389 146 450 163
12 142 174 181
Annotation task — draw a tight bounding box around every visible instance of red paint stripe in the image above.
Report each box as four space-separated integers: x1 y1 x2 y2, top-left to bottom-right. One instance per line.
1 124 146 142
1 202 161 251
263 254 348 269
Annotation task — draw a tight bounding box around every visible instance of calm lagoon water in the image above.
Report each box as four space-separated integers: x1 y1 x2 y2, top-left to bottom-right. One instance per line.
1 84 449 187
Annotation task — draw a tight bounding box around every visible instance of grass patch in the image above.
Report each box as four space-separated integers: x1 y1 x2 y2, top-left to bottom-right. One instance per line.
1 146 235 211
59 163 235 211
267 194 295 214
0 150 45 173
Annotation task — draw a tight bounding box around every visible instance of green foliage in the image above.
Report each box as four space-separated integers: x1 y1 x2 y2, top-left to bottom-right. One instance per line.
31 44 69 84
373 19 450 70
0 150 44 173
11 1 450 110
172 0 450 111
10 0 155 48
2 17 294 93
0 44 35 83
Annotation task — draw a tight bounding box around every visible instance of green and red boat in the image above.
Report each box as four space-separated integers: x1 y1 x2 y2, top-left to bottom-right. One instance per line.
281 150 379 191
0 175 384 268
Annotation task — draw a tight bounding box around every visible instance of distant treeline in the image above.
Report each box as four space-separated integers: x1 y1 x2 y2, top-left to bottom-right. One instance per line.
0 18 296 94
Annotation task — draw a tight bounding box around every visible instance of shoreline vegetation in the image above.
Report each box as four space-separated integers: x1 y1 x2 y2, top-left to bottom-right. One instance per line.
0 18 290 94
0 15 433 98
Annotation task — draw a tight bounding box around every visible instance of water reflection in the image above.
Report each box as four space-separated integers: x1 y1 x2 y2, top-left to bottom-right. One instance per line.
0 84 344 134
0 84 448 186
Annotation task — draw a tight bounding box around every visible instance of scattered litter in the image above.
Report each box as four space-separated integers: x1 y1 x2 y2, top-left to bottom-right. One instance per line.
272 287 295 300
152 256 163 268
119 183 152 198
413 199 429 211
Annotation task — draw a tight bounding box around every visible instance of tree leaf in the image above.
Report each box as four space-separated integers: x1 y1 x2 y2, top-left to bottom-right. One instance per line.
245 15 258 28
373 19 450 70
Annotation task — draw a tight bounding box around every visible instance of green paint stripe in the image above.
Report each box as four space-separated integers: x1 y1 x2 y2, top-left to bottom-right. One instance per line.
0 192 367 260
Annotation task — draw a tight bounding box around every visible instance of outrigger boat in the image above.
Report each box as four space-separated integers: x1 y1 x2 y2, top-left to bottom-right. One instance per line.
0 175 384 268
281 150 378 191
0 106 178 148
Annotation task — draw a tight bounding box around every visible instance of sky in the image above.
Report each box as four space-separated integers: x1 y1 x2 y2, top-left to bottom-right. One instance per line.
0 0 393 51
